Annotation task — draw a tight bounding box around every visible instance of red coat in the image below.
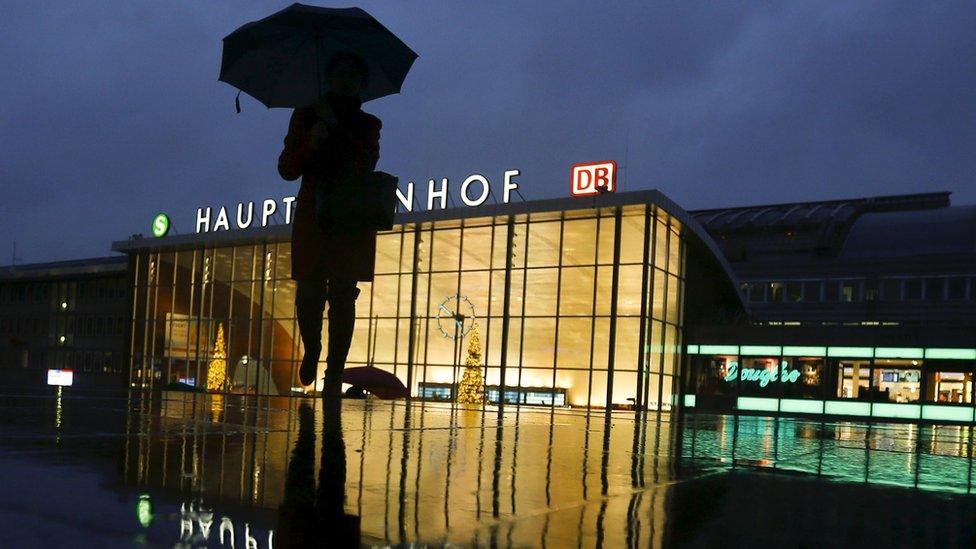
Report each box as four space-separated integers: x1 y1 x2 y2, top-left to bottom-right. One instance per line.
277 96 381 282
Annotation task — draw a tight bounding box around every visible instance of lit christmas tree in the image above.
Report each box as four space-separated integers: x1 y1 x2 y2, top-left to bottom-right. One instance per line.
206 323 227 392
456 325 486 404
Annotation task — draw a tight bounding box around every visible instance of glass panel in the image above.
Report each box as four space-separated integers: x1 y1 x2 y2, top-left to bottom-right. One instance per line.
597 216 616 265
616 265 643 316
558 266 595 316
618 211 645 264
521 318 556 367
556 318 591 369
460 226 492 271
872 360 921 403
835 359 870 399
374 233 402 274
431 229 461 271
526 221 561 267
782 356 824 399
926 371 972 403
561 218 598 266
523 268 558 317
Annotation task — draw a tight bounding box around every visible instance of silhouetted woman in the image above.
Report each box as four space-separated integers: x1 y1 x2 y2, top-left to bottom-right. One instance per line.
278 52 381 396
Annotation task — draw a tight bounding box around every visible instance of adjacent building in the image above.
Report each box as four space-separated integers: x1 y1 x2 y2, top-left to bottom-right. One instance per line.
684 191 976 422
0 256 129 389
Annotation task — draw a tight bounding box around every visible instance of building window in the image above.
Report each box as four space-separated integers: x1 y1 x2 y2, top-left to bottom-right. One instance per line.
786 282 802 302
925 368 972 404
803 281 822 303
749 284 764 302
834 359 870 399
418 382 454 401
881 279 901 301
924 278 944 301
840 280 857 302
947 277 966 300
904 279 922 300
824 281 839 302
739 282 751 301
768 282 784 302
781 356 823 399
863 279 879 301
872 361 920 403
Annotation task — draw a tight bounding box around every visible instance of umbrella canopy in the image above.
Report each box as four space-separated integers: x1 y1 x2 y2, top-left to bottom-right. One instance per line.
219 3 418 107
341 366 409 399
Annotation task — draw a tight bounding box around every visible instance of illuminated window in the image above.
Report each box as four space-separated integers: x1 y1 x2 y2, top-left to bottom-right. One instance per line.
872 360 921 403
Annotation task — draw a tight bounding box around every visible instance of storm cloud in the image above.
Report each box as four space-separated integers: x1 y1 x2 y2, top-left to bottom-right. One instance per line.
1 1 974 264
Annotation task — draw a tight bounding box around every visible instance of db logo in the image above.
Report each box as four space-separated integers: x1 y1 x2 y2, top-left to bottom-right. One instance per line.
571 160 617 197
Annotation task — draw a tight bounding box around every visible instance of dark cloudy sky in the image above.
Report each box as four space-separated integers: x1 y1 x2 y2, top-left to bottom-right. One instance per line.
2 1 974 265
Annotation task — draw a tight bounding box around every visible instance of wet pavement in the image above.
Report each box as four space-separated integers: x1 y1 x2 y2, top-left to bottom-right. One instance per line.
1 388 976 547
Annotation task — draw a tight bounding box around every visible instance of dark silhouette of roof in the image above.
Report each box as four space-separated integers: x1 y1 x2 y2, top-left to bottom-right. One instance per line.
0 255 128 281
841 204 976 259
690 191 960 263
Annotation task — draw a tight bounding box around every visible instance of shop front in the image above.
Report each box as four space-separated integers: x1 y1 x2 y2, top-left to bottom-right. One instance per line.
115 190 744 411
685 344 976 422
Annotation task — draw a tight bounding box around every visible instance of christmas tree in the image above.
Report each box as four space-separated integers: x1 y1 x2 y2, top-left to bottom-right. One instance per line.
206 323 227 392
456 325 486 404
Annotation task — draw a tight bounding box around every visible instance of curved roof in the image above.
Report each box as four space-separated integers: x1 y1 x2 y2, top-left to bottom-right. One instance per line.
841 204 976 259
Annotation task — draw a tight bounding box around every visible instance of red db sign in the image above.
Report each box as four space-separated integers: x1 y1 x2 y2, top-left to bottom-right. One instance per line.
571 160 617 197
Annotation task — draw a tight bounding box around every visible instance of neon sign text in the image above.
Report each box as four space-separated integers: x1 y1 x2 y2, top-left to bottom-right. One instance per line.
724 361 800 387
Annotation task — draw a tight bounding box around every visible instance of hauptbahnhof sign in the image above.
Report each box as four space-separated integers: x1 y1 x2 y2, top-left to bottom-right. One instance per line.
189 160 619 234
194 169 523 234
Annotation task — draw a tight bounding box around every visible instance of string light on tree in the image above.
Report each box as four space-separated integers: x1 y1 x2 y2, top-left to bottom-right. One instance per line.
457 325 486 404
206 323 228 392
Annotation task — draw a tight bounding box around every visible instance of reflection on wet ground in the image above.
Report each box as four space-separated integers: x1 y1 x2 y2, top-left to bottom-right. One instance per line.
1 389 976 547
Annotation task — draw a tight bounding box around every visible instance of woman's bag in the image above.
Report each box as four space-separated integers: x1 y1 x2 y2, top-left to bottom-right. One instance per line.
315 171 398 233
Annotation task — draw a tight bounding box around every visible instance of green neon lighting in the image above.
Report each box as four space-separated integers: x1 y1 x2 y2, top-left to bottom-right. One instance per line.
924 348 976 360
780 399 824 414
683 394 696 408
921 405 974 422
737 397 779 412
136 494 154 528
725 361 800 386
151 213 170 238
824 400 871 416
827 346 874 358
686 345 700 354
871 403 921 420
699 344 738 355
739 345 782 356
874 347 924 359
782 346 827 357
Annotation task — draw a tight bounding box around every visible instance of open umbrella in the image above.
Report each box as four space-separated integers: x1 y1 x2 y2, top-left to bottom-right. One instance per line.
341 366 409 399
219 3 418 108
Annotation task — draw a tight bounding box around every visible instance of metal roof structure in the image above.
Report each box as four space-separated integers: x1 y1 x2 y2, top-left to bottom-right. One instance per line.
0 255 128 281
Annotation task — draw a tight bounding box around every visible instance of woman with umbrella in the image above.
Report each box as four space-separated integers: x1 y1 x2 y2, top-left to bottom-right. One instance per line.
220 4 417 398
277 51 380 395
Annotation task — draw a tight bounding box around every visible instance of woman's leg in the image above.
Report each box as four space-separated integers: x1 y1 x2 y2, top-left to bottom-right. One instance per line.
323 278 360 398
296 278 327 386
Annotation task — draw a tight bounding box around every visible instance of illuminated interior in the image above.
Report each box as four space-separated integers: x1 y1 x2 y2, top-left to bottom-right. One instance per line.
128 202 688 410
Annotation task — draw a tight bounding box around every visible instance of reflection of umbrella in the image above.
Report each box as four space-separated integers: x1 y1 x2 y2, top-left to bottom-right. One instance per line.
341 366 408 399
219 3 418 108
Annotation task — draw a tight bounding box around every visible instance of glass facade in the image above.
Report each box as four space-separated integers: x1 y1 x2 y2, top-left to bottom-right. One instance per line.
128 202 687 410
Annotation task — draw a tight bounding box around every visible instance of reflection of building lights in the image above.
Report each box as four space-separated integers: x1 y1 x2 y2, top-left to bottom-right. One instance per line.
136 494 154 528
55 386 63 429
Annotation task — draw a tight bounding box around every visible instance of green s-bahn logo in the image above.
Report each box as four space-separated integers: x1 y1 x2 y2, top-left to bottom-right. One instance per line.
152 213 170 238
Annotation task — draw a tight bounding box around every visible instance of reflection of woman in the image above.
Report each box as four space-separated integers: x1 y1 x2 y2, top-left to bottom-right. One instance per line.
278 52 381 394
276 402 356 547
